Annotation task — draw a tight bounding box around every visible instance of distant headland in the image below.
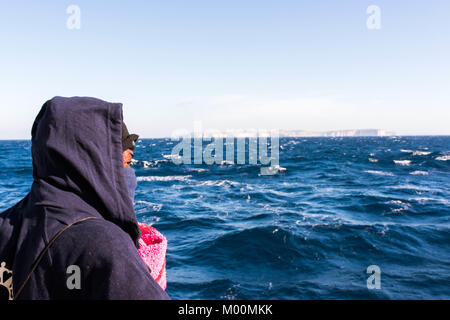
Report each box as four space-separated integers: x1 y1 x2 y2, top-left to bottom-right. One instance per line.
176 128 396 138
278 129 395 137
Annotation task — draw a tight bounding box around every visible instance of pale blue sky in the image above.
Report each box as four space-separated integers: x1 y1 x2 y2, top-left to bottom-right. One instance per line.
0 0 449 138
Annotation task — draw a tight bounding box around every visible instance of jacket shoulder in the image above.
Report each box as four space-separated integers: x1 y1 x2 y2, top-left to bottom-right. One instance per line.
45 218 169 299
48 217 139 268
56 218 135 247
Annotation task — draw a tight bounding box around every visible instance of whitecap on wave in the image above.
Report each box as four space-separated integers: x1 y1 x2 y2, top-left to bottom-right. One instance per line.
133 159 170 168
270 165 286 172
410 171 428 176
142 160 152 168
188 168 209 173
412 151 431 156
386 200 411 213
258 165 287 176
197 180 240 187
134 200 163 212
435 155 450 161
393 160 411 166
162 154 182 160
411 197 450 205
401 149 431 156
137 175 192 182
364 170 394 176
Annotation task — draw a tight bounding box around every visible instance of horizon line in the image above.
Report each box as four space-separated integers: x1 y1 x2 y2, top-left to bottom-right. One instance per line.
1 134 450 141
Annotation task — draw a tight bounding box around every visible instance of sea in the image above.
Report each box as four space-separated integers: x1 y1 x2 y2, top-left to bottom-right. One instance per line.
0 136 449 299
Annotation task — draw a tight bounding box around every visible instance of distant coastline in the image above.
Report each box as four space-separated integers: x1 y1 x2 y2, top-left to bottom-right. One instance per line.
4 130 450 140
165 128 396 139
279 129 395 137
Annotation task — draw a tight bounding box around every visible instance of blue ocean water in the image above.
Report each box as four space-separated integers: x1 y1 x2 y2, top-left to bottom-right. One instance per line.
1 136 449 299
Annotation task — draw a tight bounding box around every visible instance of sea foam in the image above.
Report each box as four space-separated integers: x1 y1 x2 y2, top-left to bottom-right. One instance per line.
137 175 192 182
410 171 429 176
394 160 411 166
435 155 450 161
364 170 394 176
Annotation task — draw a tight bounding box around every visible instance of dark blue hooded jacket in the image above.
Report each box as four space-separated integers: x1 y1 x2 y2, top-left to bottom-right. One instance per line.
0 97 170 300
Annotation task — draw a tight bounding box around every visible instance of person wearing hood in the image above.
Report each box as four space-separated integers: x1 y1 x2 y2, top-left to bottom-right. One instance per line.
121 121 139 202
0 96 170 300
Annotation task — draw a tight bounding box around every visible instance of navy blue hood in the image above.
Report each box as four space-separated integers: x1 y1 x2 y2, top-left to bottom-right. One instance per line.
30 96 141 243
0 97 143 298
31 97 140 244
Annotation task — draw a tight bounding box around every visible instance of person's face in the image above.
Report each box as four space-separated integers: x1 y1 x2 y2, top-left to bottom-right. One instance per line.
123 149 134 167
